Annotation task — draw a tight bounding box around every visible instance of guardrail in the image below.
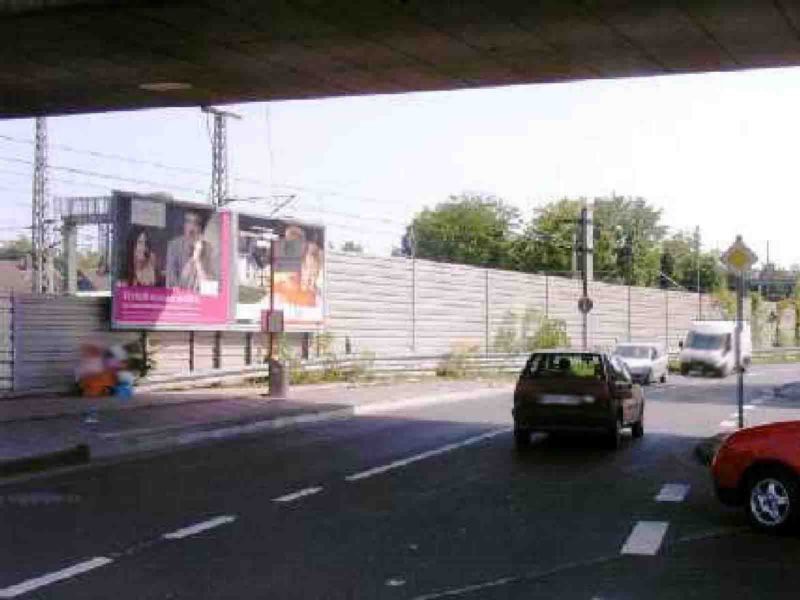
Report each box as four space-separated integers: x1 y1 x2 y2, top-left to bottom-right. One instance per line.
141 347 800 391
667 347 800 362
136 353 531 391
7 347 798 397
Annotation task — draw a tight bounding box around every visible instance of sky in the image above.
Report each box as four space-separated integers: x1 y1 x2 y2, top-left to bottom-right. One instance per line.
2 65 800 265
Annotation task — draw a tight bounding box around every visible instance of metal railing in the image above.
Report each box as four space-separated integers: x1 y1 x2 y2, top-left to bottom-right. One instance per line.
138 347 800 392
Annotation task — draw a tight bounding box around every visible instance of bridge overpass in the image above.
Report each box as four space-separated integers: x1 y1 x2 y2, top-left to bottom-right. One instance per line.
4 1 800 117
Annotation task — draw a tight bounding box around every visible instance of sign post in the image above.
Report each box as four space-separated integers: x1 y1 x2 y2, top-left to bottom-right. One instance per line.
721 235 758 429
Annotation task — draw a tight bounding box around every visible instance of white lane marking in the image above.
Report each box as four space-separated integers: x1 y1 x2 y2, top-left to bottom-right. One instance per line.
273 486 323 503
719 420 736 428
621 521 669 556
655 483 690 503
345 428 511 482
0 557 113 598
162 515 236 540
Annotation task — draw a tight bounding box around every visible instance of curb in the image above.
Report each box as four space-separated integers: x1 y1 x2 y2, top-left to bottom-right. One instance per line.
99 407 356 456
0 444 90 478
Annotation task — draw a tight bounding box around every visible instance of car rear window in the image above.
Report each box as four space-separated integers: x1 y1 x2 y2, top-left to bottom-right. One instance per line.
525 353 605 379
615 345 653 359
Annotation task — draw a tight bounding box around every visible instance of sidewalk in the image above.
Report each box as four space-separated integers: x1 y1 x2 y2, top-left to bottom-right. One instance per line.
0 379 513 477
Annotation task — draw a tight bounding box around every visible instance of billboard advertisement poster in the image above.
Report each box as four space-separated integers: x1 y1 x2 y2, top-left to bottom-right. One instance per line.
236 214 325 329
111 193 232 328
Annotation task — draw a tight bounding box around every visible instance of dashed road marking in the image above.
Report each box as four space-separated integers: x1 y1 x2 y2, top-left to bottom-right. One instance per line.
719 420 736 428
655 483 690 502
273 486 323 503
345 428 511 482
621 521 669 556
0 557 113 598
162 515 236 540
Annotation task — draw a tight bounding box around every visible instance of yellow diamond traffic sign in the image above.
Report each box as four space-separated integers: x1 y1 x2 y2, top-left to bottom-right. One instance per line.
722 235 758 273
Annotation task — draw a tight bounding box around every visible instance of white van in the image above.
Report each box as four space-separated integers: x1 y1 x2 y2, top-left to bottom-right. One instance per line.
679 320 752 377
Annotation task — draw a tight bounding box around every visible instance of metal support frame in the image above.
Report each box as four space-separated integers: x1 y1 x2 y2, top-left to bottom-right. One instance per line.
245 332 253 366
202 106 241 207
544 274 549 318
665 289 670 352
484 269 490 356
411 257 417 353
31 117 55 294
213 331 222 369
627 285 632 342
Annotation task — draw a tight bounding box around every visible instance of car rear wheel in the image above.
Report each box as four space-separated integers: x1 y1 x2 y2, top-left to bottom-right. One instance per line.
606 416 623 450
746 468 799 532
631 411 644 439
514 428 531 451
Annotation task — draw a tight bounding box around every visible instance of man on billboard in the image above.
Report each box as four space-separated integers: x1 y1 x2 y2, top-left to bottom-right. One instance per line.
165 210 218 293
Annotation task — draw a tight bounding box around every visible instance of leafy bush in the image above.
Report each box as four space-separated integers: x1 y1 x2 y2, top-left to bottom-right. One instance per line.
531 318 569 349
492 308 570 352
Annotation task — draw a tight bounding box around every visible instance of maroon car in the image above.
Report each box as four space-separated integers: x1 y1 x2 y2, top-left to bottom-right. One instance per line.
512 350 645 450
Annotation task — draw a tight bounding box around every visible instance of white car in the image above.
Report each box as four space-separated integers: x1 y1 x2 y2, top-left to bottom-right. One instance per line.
613 342 669 385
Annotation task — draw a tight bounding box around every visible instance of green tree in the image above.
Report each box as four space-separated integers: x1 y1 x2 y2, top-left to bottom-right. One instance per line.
403 193 521 268
660 231 722 292
594 196 665 286
513 195 666 285
510 198 580 274
0 236 32 259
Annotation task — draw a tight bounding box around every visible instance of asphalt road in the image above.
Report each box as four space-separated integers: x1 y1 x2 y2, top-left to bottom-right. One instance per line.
3 364 800 599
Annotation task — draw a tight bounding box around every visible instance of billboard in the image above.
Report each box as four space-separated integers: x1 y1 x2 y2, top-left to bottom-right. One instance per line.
236 214 325 329
111 193 233 329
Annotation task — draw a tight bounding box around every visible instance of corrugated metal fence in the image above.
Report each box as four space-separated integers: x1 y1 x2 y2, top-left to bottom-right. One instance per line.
1 253 726 397
2 295 274 396
0 293 11 393
325 253 721 357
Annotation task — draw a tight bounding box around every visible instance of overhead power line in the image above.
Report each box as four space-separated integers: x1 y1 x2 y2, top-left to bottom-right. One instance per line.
0 133 404 208
0 133 208 176
0 155 207 197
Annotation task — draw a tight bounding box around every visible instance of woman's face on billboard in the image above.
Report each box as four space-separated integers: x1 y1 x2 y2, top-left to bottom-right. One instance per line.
135 231 149 260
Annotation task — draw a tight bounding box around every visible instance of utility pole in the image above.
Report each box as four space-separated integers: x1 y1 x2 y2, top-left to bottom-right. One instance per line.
31 116 55 294
202 106 242 207
578 203 594 350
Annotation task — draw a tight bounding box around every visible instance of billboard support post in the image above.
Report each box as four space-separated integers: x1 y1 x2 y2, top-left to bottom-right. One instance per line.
269 237 276 361
267 237 287 397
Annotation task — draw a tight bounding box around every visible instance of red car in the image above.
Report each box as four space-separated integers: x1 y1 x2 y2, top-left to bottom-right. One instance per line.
712 421 800 532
